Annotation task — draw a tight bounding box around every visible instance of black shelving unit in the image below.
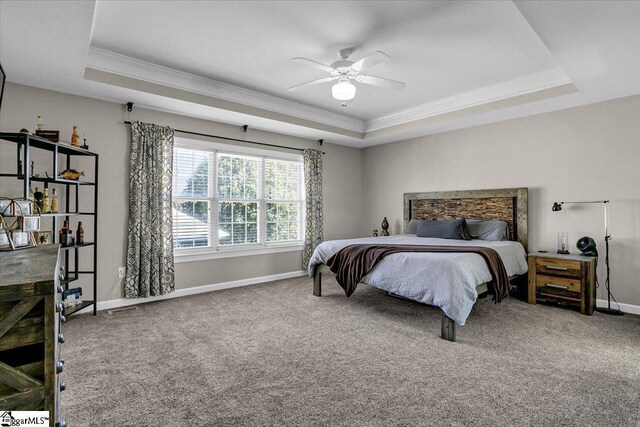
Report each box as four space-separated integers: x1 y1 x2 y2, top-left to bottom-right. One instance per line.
0 132 99 316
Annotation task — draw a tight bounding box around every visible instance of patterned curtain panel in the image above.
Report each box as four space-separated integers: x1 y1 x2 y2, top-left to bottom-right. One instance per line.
124 121 175 298
303 149 323 270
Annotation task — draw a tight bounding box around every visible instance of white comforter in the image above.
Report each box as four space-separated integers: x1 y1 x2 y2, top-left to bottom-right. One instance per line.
307 235 528 326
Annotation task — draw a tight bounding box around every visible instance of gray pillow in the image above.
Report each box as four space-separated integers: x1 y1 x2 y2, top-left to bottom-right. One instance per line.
416 219 471 240
406 219 420 234
466 219 509 241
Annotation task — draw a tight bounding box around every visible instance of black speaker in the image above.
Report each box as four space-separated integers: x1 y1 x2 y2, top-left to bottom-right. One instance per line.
577 236 598 256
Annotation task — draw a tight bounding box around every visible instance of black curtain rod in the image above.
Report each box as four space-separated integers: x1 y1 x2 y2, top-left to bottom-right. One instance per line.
123 121 325 154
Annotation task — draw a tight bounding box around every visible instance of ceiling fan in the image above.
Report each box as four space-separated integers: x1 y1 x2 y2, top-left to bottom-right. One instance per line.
288 48 406 103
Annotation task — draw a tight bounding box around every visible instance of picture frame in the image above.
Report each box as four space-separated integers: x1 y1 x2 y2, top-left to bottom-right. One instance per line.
33 230 52 246
13 199 32 216
21 215 40 232
11 231 31 247
0 199 11 216
0 232 11 249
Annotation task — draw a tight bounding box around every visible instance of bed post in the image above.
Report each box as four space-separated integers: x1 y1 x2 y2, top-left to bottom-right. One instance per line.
440 313 456 342
313 266 322 297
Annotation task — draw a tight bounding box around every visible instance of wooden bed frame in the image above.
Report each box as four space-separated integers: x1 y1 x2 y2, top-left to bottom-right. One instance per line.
312 187 528 342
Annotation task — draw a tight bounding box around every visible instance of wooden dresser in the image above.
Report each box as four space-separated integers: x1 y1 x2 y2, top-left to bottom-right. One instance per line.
527 252 597 315
0 245 66 427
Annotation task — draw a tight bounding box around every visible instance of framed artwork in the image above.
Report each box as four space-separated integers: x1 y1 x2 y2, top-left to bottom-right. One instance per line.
13 199 32 216
0 199 11 215
12 231 31 247
21 216 40 232
34 231 52 245
0 232 11 249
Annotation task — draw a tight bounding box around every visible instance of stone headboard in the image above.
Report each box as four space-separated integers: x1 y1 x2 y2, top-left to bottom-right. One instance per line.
403 188 528 251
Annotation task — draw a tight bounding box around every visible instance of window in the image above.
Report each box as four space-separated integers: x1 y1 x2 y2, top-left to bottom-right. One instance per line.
172 139 304 256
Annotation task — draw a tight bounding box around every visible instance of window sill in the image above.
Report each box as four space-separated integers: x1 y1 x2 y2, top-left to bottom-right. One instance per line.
174 244 304 263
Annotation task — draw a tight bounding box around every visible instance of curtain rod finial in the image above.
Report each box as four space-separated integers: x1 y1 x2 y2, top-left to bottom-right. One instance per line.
242 125 249 133
126 102 134 112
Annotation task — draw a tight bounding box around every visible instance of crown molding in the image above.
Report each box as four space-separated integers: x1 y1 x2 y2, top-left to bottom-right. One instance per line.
365 67 573 132
86 46 364 133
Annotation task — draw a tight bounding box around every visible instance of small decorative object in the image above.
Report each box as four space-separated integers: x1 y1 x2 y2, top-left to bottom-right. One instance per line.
36 115 44 131
81 133 89 150
372 229 379 237
71 125 80 146
577 236 598 256
58 168 85 180
35 129 60 142
21 216 40 232
557 231 569 254
30 161 39 178
50 189 59 213
42 188 50 213
20 128 31 134
34 230 52 245
381 217 390 236
33 187 43 212
76 221 84 244
63 287 83 307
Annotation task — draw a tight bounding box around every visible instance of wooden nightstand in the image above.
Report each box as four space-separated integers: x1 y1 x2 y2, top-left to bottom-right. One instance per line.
528 252 597 315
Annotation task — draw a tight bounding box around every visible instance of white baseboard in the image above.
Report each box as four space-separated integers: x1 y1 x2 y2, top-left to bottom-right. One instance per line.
596 299 640 316
78 270 307 313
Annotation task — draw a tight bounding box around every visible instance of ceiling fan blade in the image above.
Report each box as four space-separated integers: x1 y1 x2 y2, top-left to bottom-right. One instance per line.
291 57 336 74
350 51 390 72
356 74 406 91
287 76 337 92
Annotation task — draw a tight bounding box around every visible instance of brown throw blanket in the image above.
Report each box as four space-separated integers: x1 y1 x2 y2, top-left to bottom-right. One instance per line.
326 244 510 303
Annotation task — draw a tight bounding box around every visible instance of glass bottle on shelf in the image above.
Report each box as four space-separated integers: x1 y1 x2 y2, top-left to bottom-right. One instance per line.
76 222 84 245
36 116 44 131
59 220 68 246
42 188 50 213
67 229 74 246
50 189 59 213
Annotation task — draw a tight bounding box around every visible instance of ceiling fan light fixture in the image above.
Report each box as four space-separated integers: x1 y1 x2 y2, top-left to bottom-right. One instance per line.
331 79 356 101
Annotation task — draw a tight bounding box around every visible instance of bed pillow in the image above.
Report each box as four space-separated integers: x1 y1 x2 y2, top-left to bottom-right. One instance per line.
405 219 421 234
416 218 471 240
466 219 509 241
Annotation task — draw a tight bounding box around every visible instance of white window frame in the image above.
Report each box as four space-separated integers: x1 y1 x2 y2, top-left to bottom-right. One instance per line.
173 137 305 263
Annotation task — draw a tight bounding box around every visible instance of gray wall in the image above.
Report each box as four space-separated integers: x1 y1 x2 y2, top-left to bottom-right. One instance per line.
2 82 639 309
362 95 640 307
0 83 362 303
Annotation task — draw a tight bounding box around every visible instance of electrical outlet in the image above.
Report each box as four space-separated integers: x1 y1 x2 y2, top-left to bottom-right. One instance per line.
118 267 126 279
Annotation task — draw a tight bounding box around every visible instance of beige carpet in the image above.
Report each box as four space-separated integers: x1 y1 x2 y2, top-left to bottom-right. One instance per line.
61 276 640 426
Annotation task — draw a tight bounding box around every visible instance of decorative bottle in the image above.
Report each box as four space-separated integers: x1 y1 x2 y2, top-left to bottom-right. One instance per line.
50 189 59 213
36 116 44 131
76 222 84 245
71 126 80 146
59 221 68 246
42 188 50 213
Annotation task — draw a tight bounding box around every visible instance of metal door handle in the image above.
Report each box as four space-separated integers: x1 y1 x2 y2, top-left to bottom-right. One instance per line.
545 283 569 290
546 266 569 271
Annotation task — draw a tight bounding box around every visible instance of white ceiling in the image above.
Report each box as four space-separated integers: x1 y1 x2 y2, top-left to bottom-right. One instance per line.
1 1 640 147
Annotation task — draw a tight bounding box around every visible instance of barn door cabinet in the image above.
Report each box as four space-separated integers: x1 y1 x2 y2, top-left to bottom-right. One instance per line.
0 245 66 427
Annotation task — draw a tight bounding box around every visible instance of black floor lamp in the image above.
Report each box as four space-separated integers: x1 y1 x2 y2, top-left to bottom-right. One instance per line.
551 200 623 316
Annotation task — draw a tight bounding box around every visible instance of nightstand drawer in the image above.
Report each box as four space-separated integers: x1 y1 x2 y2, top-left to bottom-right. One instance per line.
536 274 581 293
535 257 581 277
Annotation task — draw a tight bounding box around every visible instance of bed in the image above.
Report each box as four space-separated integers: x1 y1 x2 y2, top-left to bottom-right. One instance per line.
308 187 529 342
